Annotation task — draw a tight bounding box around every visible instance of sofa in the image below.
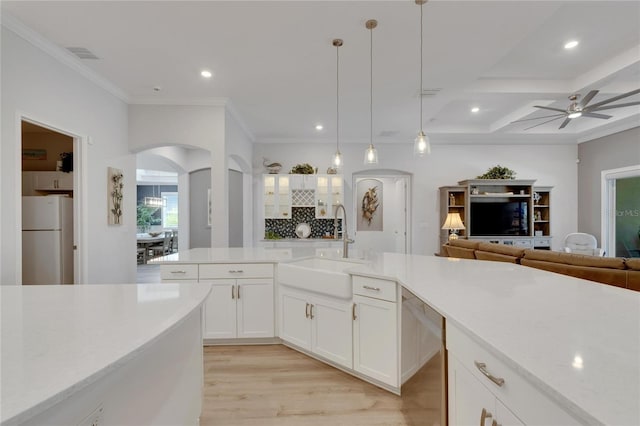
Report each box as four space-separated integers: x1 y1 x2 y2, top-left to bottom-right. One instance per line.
443 239 640 292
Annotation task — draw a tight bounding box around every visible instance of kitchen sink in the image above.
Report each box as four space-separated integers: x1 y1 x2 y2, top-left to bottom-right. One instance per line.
277 257 366 299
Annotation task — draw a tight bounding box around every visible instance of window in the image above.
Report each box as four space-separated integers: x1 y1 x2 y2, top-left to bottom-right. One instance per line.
162 192 178 229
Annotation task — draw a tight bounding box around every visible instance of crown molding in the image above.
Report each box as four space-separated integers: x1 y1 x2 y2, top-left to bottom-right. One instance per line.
129 97 229 106
577 118 640 144
2 13 130 103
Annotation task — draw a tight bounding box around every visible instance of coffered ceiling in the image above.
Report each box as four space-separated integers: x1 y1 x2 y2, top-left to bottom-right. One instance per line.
3 1 640 145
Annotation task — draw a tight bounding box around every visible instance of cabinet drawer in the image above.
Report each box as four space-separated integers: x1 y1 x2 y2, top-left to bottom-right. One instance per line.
352 276 396 302
199 263 274 279
160 264 199 280
447 323 580 425
534 238 551 247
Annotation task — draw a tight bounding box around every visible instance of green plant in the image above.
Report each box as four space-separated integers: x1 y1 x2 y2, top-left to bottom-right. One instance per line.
477 165 516 180
290 163 315 174
265 230 282 240
136 204 156 231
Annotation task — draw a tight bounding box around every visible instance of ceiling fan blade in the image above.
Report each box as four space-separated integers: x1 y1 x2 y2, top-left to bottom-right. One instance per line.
586 88 640 109
558 118 572 129
579 90 599 107
511 113 566 123
534 105 567 113
581 112 612 119
523 116 564 130
589 101 640 112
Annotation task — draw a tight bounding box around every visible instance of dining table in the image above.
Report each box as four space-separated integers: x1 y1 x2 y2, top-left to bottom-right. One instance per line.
136 233 165 264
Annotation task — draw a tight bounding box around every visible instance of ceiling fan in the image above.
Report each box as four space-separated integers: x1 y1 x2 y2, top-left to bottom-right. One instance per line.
513 88 640 130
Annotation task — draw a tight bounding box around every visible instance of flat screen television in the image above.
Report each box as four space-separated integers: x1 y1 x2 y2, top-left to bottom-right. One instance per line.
470 201 529 236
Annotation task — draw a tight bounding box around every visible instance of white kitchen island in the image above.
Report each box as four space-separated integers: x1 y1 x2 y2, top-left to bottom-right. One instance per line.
154 248 640 425
0 283 211 426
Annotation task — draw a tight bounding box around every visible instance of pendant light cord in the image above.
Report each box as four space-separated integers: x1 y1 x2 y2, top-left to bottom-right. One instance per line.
419 2 423 133
370 24 373 147
336 42 340 153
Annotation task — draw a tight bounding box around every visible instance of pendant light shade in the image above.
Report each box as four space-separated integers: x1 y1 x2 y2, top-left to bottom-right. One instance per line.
364 19 379 165
414 0 431 157
332 38 344 169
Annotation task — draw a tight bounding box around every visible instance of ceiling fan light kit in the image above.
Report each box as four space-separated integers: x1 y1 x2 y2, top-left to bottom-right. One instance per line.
513 88 640 130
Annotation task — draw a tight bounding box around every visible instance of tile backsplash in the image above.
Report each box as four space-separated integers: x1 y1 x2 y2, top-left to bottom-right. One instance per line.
265 207 341 239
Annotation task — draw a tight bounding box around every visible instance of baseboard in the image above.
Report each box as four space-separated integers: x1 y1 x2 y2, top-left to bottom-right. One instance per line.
203 337 280 346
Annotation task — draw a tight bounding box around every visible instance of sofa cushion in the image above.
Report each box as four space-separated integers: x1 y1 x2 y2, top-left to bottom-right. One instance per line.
447 239 481 250
445 245 476 259
477 242 526 258
475 251 519 264
521 259 628 288
523 249 626 270
627 271 640 291
625 258 640 271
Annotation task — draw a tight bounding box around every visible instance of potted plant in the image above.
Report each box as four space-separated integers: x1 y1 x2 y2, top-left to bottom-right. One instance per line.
477 165 516 180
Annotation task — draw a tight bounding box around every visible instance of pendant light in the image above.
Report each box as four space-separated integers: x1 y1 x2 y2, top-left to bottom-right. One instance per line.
332 38 344 169
364 19 379 165
414 0 431 156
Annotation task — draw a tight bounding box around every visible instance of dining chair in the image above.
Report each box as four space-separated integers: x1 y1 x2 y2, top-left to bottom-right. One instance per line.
151 232 172 257
171 229 178 253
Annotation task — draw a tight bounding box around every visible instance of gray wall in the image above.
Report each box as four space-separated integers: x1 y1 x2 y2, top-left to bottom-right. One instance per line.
228 169 243 247
189 168 212 248
578 127 640 242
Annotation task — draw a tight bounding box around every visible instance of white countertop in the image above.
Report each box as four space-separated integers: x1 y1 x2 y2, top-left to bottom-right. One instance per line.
151 246 352 264
347 253 640 426
0 283 212 425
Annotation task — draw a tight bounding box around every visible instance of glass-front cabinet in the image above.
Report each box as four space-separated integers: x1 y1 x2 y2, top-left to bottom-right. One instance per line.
264 175 291 219
315 175 343 219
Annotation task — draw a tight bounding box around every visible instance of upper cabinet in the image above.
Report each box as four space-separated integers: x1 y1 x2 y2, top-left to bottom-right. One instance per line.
263 175 291 219
263 174 343 220
315 175 343 219
23 171 73 195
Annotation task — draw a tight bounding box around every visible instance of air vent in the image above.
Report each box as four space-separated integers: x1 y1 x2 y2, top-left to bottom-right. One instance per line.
66 47 100 60
379 130 399 137
421 88 442 97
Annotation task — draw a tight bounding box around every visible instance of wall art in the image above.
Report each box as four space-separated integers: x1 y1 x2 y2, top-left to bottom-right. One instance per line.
108 167 124 225
356 178 383 232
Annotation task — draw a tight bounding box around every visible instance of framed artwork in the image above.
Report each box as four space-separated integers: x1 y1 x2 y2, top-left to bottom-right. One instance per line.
108 167 123 225
22 149 47 160
356 178 383 232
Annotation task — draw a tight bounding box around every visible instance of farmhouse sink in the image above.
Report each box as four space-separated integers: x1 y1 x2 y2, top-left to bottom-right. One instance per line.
277 257 366 299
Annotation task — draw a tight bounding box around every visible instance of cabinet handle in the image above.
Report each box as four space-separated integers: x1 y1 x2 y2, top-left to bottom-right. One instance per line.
305 303 310 319
363 285 380 292
170 270 187 274
236 285 240 299
352 303 357 321
474 361 505 387
309 304 314 319
231 285 235 299
480 408 492 426
228 270 244 274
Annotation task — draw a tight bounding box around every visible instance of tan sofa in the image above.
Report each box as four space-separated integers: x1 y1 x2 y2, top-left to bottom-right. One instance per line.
443 239 639 292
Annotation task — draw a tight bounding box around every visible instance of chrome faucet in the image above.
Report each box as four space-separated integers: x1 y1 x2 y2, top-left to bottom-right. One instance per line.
334 204 354 258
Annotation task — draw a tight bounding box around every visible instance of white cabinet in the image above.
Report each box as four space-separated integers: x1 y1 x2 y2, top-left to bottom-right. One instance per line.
263 175 291 218
315 175 343 218
279 286 353 369
200 264 275 340
447 322 580 426
161 262 275 342
22 171 73 195
352 276 399 388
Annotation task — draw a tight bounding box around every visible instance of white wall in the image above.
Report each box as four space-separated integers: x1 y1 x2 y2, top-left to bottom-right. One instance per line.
253 142 578 254
1 26 134 285
129 104 227 246
225 110 254 246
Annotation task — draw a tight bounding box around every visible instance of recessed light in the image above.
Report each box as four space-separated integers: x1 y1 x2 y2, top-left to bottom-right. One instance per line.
471 107 480 113
564 40 579 49
200 70 212 78
315 124 324 131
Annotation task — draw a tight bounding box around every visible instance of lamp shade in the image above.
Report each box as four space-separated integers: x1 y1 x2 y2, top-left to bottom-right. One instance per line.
441 212 465 230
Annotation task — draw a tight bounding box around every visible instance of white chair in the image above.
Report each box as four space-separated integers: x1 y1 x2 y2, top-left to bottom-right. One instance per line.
563 233 605 256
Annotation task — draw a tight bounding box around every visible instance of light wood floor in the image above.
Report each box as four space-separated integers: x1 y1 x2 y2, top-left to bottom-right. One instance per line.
201 345 442 426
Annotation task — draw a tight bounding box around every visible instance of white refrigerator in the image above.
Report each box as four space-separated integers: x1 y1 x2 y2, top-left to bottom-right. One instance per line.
22 195 74 285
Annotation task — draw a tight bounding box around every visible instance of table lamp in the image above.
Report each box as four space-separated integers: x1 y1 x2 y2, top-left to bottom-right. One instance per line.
442 212 465 241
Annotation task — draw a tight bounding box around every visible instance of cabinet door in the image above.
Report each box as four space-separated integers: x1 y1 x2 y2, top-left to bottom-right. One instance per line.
401 300 419 383
353 294 398 387
448 355 496 426
310 296 353 369
202 280 237 339
276 176 291 218
236 279 274 338
496 398 525 426
280 289 311 350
